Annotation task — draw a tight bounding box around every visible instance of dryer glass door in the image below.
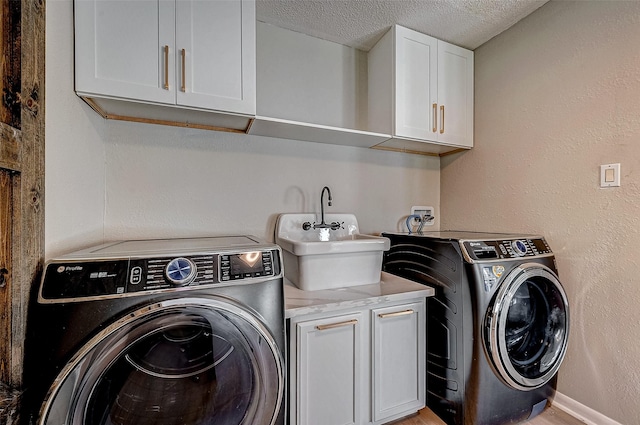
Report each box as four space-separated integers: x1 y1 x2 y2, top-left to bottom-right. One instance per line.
486 264 569 390
40 298 284 425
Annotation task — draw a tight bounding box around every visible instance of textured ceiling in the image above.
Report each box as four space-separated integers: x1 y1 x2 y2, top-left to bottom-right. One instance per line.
256 0 549 51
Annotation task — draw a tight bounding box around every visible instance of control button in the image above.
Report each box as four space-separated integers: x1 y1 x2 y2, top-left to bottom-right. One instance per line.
511 240 528 256
130 266 143 285
165 257 197 286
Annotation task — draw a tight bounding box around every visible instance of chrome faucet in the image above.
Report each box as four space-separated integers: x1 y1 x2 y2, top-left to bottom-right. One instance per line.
319 186 332 227
302 186 343 231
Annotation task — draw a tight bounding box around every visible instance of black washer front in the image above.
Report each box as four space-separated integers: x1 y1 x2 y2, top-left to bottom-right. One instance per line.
486 264 569 390
22 237 286 425
382 231 570 425
44 299 281 425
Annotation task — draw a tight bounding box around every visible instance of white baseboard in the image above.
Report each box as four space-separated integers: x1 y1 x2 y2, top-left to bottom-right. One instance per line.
552 392 623 425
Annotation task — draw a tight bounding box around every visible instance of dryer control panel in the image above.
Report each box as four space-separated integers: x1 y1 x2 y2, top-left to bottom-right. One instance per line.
40 249 281 303
462 237 552 262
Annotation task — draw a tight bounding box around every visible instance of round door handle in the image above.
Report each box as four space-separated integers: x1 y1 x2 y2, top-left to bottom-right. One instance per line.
0 268 8 287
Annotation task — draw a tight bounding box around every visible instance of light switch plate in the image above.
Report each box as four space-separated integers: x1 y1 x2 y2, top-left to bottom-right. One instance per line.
600 163 620 187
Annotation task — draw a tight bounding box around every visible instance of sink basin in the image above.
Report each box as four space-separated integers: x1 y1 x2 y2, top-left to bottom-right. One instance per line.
275 213 390 291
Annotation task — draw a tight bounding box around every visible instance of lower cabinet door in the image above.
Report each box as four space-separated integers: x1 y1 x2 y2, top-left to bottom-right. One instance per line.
296 312 363 425
371 301 426 422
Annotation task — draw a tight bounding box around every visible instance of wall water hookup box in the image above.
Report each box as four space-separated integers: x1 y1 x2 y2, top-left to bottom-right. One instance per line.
410 206 435 225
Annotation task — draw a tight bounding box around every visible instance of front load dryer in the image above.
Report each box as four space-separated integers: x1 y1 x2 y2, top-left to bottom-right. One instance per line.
22 236 286 425
381 231 569 425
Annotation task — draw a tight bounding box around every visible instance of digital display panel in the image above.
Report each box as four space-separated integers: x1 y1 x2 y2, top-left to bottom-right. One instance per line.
219 250 275 281
230 251 264 275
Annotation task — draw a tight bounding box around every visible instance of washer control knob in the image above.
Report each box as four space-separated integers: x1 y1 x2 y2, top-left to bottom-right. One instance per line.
511 240 528 256
165 257 197 286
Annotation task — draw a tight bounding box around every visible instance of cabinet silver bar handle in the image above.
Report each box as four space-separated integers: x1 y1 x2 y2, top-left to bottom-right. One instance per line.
163 45 169 90
316 319 358 331
181 49 186 92
378 309 415 319
440 105 445 134
432 103 438 133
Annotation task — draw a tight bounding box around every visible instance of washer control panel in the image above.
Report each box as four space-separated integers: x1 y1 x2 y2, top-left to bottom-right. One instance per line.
462 237 551 262
41 249 281 301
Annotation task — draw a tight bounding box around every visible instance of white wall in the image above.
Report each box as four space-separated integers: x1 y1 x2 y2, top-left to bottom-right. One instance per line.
103 120 439 242
45 0 440 259
45 0 106 257
441 2 640 424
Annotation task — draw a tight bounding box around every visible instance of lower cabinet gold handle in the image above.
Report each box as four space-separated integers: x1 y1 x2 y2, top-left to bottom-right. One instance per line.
432 103 438 133
316 319 358 331
181 48 186 92
440 105 445 134
163 45 169 90
378 309 415 319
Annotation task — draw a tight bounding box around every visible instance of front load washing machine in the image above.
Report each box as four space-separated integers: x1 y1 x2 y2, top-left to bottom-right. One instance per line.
381 231 569 425
22 236 286 425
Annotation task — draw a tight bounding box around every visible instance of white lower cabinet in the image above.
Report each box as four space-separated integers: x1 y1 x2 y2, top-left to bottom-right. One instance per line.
295 312 363 425
289 299 426 425
371 302 426 422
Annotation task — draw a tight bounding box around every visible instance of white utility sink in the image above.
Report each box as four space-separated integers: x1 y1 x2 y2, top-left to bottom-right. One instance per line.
275 213 390 291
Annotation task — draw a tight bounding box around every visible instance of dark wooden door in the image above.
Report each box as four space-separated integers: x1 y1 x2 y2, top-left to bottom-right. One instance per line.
0 0 45 398
1 168 15 384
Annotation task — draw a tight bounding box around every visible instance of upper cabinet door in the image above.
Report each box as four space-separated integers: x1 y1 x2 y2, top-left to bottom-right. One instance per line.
74 0 176 104
394 26 438 141
437 41 474 148
175 0 256 115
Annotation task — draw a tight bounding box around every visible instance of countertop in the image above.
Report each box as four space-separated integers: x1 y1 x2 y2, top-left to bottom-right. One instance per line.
284 271 435 319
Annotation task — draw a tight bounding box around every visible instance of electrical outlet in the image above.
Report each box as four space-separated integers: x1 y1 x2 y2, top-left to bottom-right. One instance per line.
410 206 435 226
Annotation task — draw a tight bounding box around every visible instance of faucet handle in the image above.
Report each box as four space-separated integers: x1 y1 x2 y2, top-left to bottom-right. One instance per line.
302 222 312 231
329 221 344 231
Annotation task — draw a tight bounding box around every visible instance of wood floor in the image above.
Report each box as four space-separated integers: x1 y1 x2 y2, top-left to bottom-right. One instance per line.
393 406 586 425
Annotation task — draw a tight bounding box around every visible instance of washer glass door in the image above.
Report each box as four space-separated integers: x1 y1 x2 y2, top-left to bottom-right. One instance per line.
40 298 284 425
486 264 569 390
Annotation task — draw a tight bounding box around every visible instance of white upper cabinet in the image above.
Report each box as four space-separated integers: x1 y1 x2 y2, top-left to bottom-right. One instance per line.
175 0 255 114
74 0 255 130
75 0 176 104
74 4 472 154
369 25 474 154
